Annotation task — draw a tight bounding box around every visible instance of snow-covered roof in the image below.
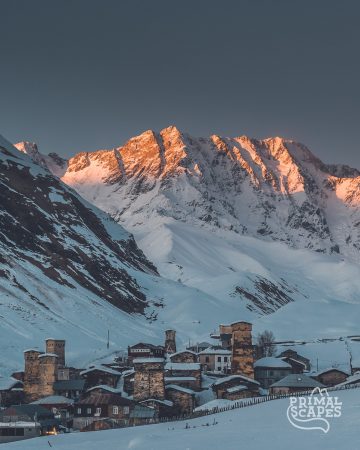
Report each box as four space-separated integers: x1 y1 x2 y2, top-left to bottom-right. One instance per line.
335 372 360 387
311 367 349 377
80 365 121 376
133 358 165 364
226 384 248 393
38 353 58 358
0 376 22 391
254 357 292 369
31 395 74 405
198 347 231 355
121 369 135 377
270 374 325 388
165 362 201 371
170 350 197 358
87 385 122 394
140 398 173 407
165 384 195 395
165 376 197 382
23 348 41 353
213 375 260 387
0 421 40 428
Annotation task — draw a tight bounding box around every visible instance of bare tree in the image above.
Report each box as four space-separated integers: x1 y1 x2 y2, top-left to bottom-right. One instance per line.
256 330 276 358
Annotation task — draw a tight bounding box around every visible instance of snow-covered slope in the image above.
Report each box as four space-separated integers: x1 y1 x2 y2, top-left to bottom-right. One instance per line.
8 388 360 450
1 134 247 374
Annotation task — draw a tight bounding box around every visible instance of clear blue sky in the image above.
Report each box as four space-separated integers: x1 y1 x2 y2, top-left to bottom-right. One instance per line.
1 0 359 166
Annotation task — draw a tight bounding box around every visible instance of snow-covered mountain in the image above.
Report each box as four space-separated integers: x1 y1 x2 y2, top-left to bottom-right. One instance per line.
5 128 360 373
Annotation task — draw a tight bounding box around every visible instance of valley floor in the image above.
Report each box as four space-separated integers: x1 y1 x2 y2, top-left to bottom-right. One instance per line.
7 389 360 450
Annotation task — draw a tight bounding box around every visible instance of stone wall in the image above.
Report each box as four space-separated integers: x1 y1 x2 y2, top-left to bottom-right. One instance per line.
133 360 165 401
231 322 254 378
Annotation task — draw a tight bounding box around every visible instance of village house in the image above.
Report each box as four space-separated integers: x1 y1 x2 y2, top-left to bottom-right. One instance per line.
133 358 166 402
139 398 174 418
121 369 135 396
165 385 195 415
164 361 202 391
0 404 60 435
311 368 349 387
169 350 198 364
277 349 311 373
53 379 86 399
0 377 24 407
30 395 74 427
269 374 325 395
254 357 293 389
212 375 260 400
198 347 231 374
80 365 121 389
127 343 165 364
73 391 136 431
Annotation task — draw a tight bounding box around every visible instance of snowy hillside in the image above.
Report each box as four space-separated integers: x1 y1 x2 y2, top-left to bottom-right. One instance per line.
8 388 360 450
1 134 251 374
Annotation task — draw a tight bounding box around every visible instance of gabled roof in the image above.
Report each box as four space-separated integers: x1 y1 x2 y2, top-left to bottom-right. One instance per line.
213 375 260 387
270 374 325 388
31 395 74 405
254 357 292 369
226 385 248 393
140 398 173 407
311 367 349 377
133 357 165 364
170 350 197 358
165 362 201 371
1 404 53 418
76 392 134 406
129 342 164 350
87 385 122 394
80 365 121 376
0 376 23 391
165 384 195 395
335 372 360 387
198 347 231 355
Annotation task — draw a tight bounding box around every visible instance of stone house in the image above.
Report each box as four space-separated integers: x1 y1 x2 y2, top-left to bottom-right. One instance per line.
212 375 260 400
269 374 325 395
165 385 195 415
0 377 24 407
254 357 293 389
311 368 349 387
169 350 198 364
73 392 135 430
186 342 212 353
277 349 311 373
53 379 85 399
127 343 165 364
80 366 121 389
198 347 231 374
164 362 201 391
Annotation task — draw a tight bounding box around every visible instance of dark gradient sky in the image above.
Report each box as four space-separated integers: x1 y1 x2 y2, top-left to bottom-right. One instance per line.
1 0 360 166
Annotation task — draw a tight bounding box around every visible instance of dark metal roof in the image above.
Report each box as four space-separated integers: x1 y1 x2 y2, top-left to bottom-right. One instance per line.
53 379 85 391
270 374 326 388
76 392 134 406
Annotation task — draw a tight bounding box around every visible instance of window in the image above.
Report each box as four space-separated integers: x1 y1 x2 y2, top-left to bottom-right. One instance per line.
95 407 102 416
123 406 130 414
217 367 221 371
112 406 119 415
224 357 228 362
77 408 82 415
205 356 209 363
87 408 91 414
217 356 221 362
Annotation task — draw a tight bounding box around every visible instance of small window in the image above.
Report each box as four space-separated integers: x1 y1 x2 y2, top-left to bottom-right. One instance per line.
87 407 91 414
224 357 228 362
217 366 221 371
205 356 209 363
77 408 82 415
95 407 101 415
123 406 130 414
217 356 221 362
112 406 119 415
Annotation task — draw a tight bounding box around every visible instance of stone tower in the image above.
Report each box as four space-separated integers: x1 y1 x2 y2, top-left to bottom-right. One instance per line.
38 353 58 397
164 329 176 354
133 358 165 401
23 349 42 401
231 321 254 378
46 338 65 366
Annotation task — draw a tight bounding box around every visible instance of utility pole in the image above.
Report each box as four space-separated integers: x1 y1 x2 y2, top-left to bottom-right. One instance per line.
107 329 110 350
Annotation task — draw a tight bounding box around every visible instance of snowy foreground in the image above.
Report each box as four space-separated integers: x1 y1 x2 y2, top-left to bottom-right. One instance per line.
8 389 360 450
